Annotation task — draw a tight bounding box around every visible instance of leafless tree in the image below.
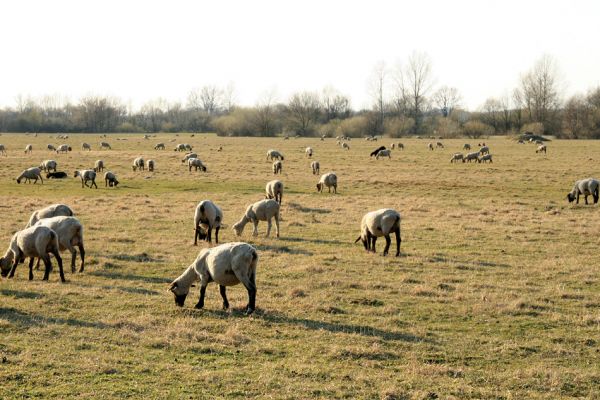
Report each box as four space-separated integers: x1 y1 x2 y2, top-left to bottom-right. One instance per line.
398 51 434 133
222 82 237 113
322 86 351 121
481 98 501 132
433 86 461 117
253 89 279 136
368 61 388 134
286 91 321 136
519 54 562 130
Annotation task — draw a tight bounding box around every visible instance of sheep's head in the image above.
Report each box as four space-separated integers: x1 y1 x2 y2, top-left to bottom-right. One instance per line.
0 254 13 277
16 178 21 184
567 193 576 203
232 221 244 236
169 281 189 307
201 166 207 172
316 183 322 192
73 171 79 178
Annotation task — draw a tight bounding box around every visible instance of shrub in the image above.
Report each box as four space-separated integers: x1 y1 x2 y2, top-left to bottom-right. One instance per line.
462 120 493 138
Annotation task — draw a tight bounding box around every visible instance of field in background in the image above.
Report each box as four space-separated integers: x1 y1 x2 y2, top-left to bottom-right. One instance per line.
0 133 598 399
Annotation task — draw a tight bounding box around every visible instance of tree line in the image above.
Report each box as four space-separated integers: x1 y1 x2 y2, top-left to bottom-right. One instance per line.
1 54 599 139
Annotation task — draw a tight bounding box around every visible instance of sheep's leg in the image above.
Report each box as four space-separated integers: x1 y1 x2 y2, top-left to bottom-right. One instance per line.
41 255 52 281
594 190 599 204
252 221 259 236
219 285 229 309
585 195 589 205
28 258 35 280
195 284 207 309
237 271 256 315
265 218 272 237
576 193 580 204
274 214 280 238
92 179 97 189
371 237 377 253
35 257 41 270
207 227 212 243
215 227 220 244
66 245 77 273
383 235 391 256
52 251 65 283
194 222 200 246
78 243 85 272
395 228 401 257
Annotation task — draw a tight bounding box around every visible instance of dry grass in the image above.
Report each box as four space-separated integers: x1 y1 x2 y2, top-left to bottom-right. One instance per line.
0 133 599 399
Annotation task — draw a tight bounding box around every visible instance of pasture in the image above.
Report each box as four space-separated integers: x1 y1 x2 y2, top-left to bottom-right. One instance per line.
0 133 599 399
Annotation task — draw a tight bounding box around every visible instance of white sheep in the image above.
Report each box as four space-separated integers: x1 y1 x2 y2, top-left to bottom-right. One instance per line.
82 143 91 151
34 216 85 273
169 242 258 314
0 144 6 156
232 199 280 238
16 167 43 184
428 142 434 151
464 152 479 163
47 144 56 152
26 203 74 228
39 160 58 172
266 149 284 161
184 144 193 151
536 144 547 154
154 143 165 150
479 146 490 155
56 144 71 153
74 170 98 188
273 160 282 175
316 172 337 194
342 142 350 150
0 225 65 282
182 152 198 163
94 160 104 172
311 160 320 175
450 153 464 163
147 159 155 172
100 142 112 150
375 149 392 159
24 144 33 154
354 208 401 256
104 171 119 187
132 157 145 171
436 141 444 148
188 158 207 172
194 200 223 245
174 143 187 151
265 180 283 204
567 178 599 204
305 147 313 158
478 154 493 163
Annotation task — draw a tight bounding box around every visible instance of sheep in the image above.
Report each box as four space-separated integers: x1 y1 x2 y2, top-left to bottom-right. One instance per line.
305 147 313 158
479 146 490 155
311 160 320 175
391 143 395 150
47 144 56 152
375 149 392 160
56 144 71 153
174 143 186 151
566 178 599 205
16 167 43 184
266 149 284 161
370 146 386 157
0 226 65 282
184 144 193 151
74 170 98 189
217 146 223 152
463 143 471 150
104 171 119 187
94 160 104 172
428 142 434 151
26 204 74 228
39 160 57 172
464 152 480 163
517 139 525 144
147 159 155 172
132 157 145 171
265 180 283 205
478 154 493 163
336 140 341 146
24 144 33 154
272 160 282 175
181 152 198 163
316 172 337 193
535 140 543 145
232 199 280 238
397 143 404 150
169 242 258 314
0 144 6 156
354 208 401 257
450 153 464 163
436 141 444 148
188 158 207 172
100 142 112 150
194 200 223 245
46 171 68 179
342 142 350 150
154 143 165 150
81 143 91 151
34 216 85 273
536 144 547 154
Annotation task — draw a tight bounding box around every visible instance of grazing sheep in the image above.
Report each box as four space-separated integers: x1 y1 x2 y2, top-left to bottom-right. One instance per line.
398 143 404 150
25 204 74 228
94 160 104 172
265 180 283 205
567 178 600 205
217 146 223 152
266 149 284 161
311 160 320 175
536 144 547 154
147 159 155 172
16 167 43 184
0 144 5 156
74 170 98 189
194 200 223 245
46 171 68 179
272 160 282 175
154 143 165 150
56 144 71 153
174 143 186 151
478 154 493 163
391 143 395 150
370 146 386 157
436 141 444 148
305 147 313 158
317 172 337 194
232 199 280 238
100 142 111 150
0 226 65 282
479 146 490 155
464 152 480 163
132 157 145 171
81 143 91 151
24 144 33 154
355 209 401 257
450 153 464 163
336 140 341 146
342 142 350 150
188 158 207 172
39 160 57 172
47 144 56 152
463 143 471 150
181 152 198 163
184 144 193 151
375 149 392 160
34 216 85 273
169 242 258 314
104 171 119 187
428 142 434 151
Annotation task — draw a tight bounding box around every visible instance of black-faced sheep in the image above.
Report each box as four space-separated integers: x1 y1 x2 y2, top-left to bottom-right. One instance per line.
273 160 282 175
194 200 223 245
34 216 85 273
450 153 464 163
375 149 392 159
265 180 283 204
132 157 145 171
74 170 97 189
316 172 337 194
266 149 284 161
39 160 57 172
104 171 119 187
24 144 33 154
567 178 599 205
311 161 320 175
232 199 280 238
355 208 401 257
536 144 547 154
16 167 43 184
305 147 313 158
188 158 207 172
94 160 104 172
26 204 74 228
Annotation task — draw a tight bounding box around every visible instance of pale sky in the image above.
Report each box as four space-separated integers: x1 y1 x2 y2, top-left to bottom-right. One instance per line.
0 0 599 111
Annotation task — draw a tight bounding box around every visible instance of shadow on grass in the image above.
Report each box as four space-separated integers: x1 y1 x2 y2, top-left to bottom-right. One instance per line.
108 253 162 263
0 307 110 329
88 270 171 284
0 289 44 300
283 237 345 246
429 254 511 269
255 244 313 256
287 202 331 214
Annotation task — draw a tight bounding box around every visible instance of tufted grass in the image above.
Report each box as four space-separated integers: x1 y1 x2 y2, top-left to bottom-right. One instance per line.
0 133 599 399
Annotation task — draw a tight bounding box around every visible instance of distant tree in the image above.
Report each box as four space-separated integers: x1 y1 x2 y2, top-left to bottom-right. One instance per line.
562 95 589 139
286 91 321 136
481 98 502 132
397 51 434 134
253 89 279 136
433 86 461 117
368 61 388 134
321 86 351 122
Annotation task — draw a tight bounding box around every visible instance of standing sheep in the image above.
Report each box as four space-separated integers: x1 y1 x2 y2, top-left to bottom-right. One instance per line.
311 160 320 175
316 172 337 194
355 208 401 257
147 159 155 172
463 143 471 150
100 142 112 150
34 216 85 273
266 149 284 161
26 204 74 228
169 242 258 314
273 160 282 175
375 149 392 159
188 158 207 172
567 178 599 205
56 144 72 153
232 199 280 238
47 144 56 152
450 153 464 163
74 170 98 189
479 146 490 155
104 171 119 187
0 144 6 156
39 160 58 172
24 144 33 154
154 143 165 150
194 200 223 245
132 157 145 171
464 152 480 163
305 147 313 158
94 160 104 172
478 154 493 163
428 143 434 151
265 180 283 205
82 143 91 151
436 141 444 148
536 144 547 154
16 167 44 184
342 142 350 150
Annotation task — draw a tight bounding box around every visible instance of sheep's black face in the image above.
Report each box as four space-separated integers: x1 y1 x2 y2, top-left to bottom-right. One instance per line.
567 193 575 203
173 293 187 307
0 259 10 277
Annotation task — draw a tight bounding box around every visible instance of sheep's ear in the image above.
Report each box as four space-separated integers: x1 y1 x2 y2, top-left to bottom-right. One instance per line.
169 282 177 292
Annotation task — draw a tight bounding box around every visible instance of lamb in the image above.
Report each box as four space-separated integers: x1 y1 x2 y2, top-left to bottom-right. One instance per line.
188 158 207 172
74 170 98 189
0 225 65 282
232 199 280 238
0 144 5 155
450 153 464 163
82 143 91 151
154 143 165 150
266 149 284 161
342 142 350 150
46 171 68 179
39 160 57 172
311 160 320 175
354 208 401 257
566 178 599 204
436 141 444 148
428 143 434 151
47 144 56 151
316 172 337 193
24 144 33 154
479 146 490 155
25 204 74 228
536 144 547 154
194 200 223 245
305 147 313 157
132 157 145 171
94 160 104 172
56 144 71 153
16 167 43 184
463 143 471 150
182 152 198 163
478 154 493 163
265 180 283 204
100 142 111 150
104 171 119 187
272 160 282 175
370 146 386 157
147 159 155 172
375 149 392 159
464 152 480 163
169 242 258 314
34 216 85 273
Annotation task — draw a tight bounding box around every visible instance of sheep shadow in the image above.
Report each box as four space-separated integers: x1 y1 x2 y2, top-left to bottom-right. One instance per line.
255 244 313 256
0 307 110 329
286 202 331 214
429 254 511 269
283 237 345 246
0 289 44 299
88 270 171 284
108 253 162 263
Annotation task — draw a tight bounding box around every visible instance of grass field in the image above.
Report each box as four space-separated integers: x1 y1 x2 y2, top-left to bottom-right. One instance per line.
0 133 598 399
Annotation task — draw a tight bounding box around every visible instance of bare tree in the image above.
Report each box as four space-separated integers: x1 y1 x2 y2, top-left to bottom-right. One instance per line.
286 91 321 136
253 89 279 136
222 82 237 113
400 51 434 133
200 85 222 115
481 98 502 132
433 86 461 117
322 86 351 122
498 94 513 132
563 95 588 139
368 61 388 134
519 54 562 131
